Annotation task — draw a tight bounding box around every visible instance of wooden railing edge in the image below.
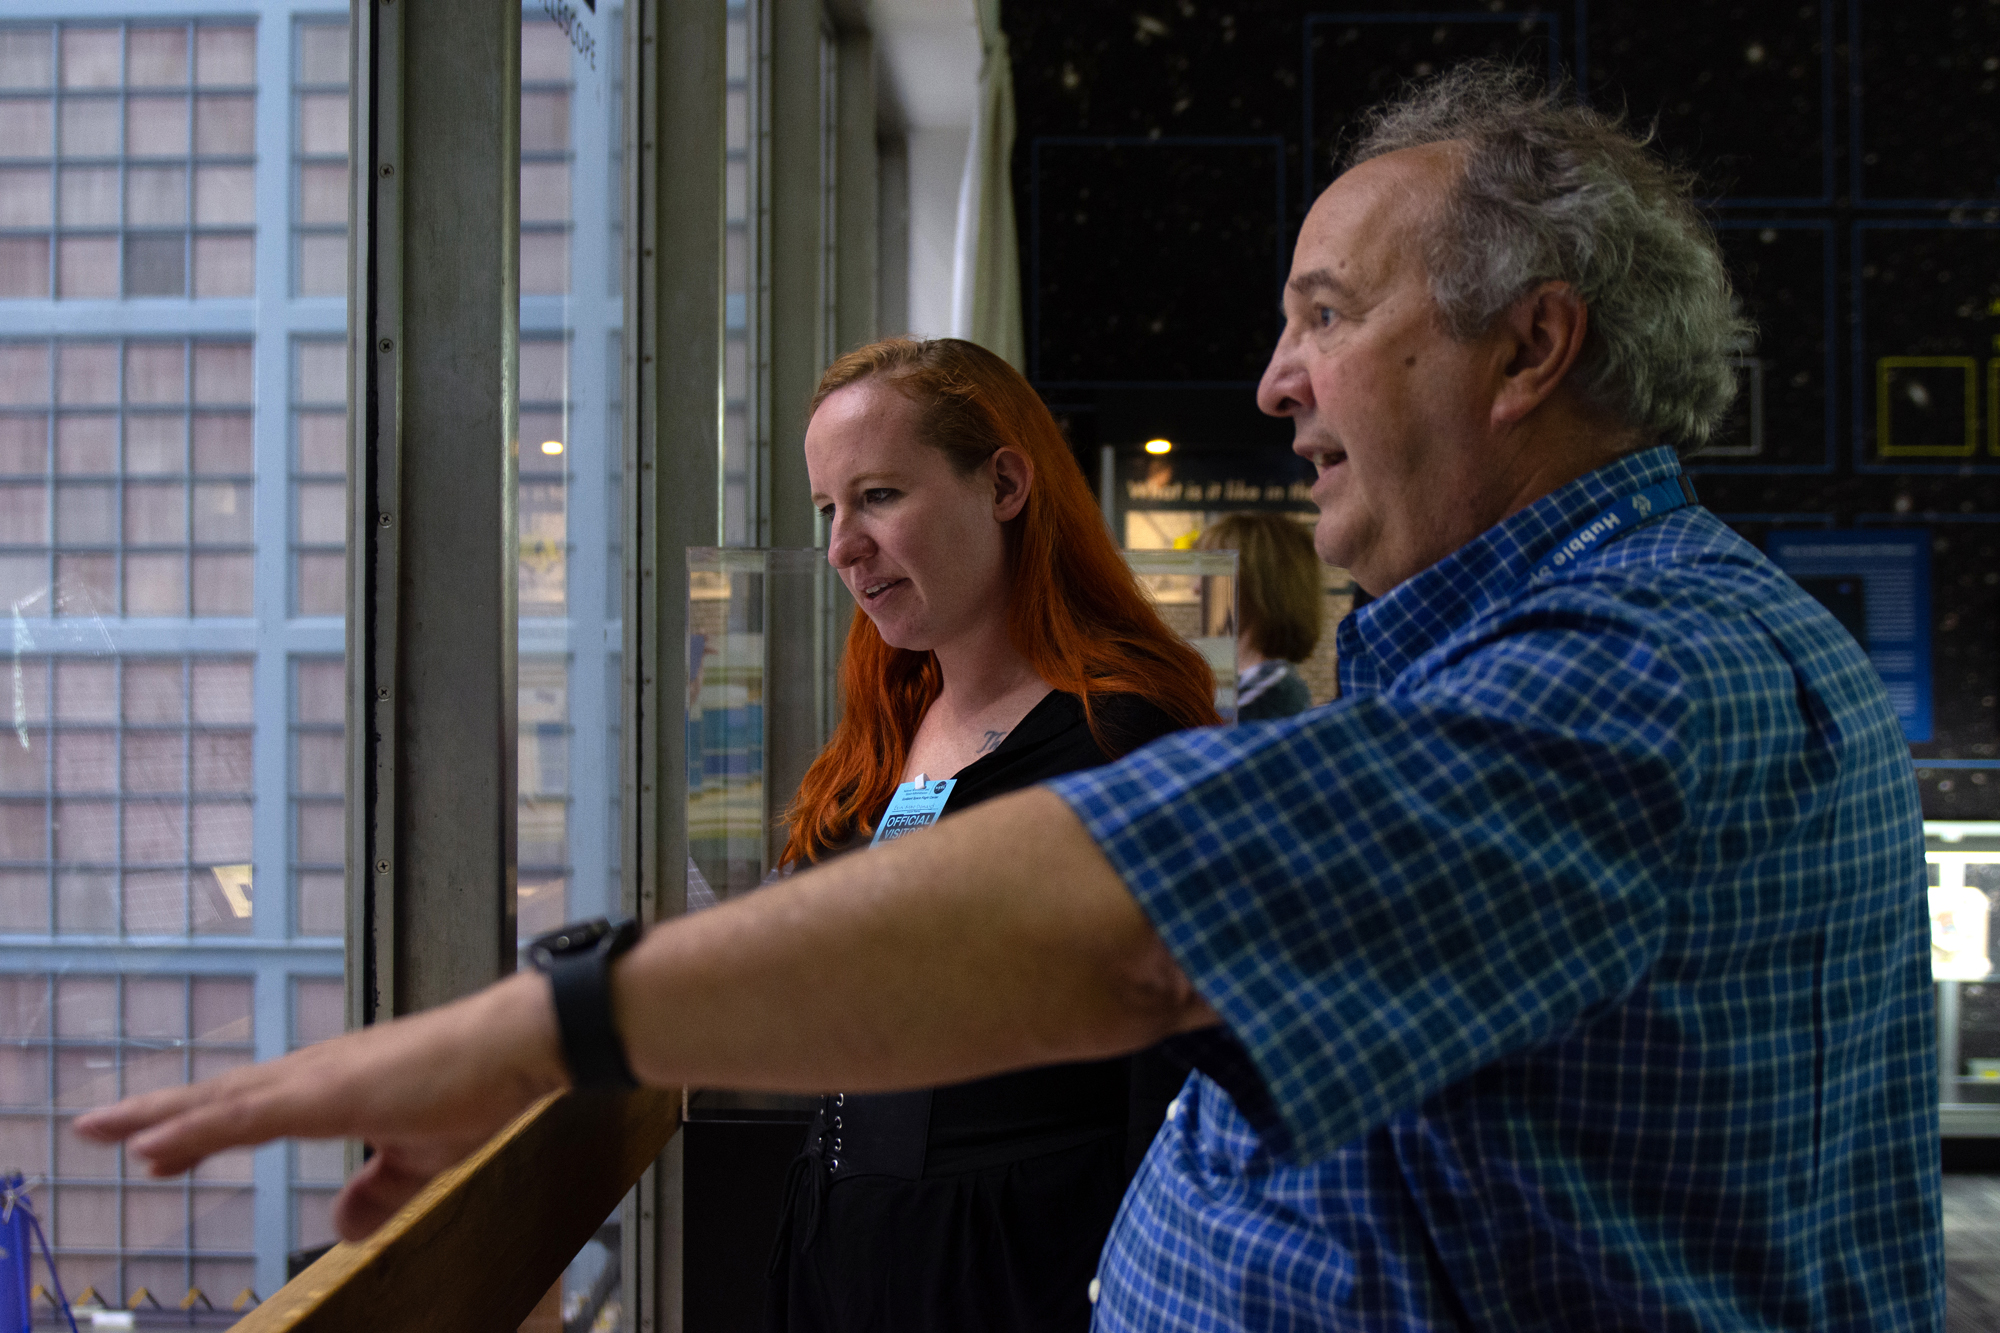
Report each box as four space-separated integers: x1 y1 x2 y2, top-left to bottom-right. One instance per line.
231 1088 681 1333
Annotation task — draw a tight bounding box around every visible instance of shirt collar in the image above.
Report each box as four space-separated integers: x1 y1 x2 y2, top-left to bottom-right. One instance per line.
1336 445 1684 689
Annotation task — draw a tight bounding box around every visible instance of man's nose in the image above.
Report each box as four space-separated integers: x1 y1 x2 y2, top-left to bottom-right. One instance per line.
1256 330 1311 419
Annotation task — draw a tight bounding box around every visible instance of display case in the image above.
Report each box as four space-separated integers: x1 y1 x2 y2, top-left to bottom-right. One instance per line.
685 548 844 903
1929 821 2000 1137
1121 547 1238 721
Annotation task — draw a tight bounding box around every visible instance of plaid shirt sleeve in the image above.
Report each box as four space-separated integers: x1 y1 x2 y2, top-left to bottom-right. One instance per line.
1050 596 1698 1164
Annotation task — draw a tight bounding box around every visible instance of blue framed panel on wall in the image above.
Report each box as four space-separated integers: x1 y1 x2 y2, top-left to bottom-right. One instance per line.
1767 528 1933 743
1857 513 2000 771
1852 220 2000 475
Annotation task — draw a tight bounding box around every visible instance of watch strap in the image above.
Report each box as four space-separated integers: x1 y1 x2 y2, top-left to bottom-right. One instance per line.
544 923 641 1090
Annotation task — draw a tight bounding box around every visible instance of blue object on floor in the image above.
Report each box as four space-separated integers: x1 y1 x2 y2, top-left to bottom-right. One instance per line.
0 1176 77 1333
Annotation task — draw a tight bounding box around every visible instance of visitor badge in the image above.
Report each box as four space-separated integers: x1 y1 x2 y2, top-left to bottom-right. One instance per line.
871 773 956 846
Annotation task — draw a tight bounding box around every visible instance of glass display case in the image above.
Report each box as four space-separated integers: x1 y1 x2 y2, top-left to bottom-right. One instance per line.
1929 821 2000 1137
684 548 842 903
1121 548 1238 721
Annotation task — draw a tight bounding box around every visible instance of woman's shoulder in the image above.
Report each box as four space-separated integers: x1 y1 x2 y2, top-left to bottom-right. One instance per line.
1084 690 1197 759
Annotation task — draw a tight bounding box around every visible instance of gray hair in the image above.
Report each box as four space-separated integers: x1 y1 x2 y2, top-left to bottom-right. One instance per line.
1348 63 1748 455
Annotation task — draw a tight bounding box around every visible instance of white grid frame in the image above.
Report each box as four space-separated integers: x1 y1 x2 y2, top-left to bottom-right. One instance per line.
0 20 259 300
0 0 348 1306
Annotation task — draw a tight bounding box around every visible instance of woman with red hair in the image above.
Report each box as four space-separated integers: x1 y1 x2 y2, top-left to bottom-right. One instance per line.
765 338 1219 1332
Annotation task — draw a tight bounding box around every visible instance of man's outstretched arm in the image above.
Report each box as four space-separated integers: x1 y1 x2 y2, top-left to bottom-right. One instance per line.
74 787 1218 1238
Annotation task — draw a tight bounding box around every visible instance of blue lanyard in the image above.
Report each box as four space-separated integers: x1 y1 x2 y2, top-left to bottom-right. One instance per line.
1530 473 1697 582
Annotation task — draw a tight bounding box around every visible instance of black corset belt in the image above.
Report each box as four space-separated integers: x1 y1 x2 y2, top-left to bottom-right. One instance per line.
803 1089 931 1180
779 1090 931 1260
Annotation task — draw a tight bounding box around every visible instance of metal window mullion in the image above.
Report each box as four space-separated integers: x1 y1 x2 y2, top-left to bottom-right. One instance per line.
750 0 772 550
347 0 397 1036
623 0 724 1315
349 0 520 1026
817 22 836 374
759 0 828 852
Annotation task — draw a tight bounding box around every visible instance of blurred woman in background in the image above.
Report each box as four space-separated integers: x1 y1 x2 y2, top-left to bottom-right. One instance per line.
1198 511 1324 720
767 337 1219 1333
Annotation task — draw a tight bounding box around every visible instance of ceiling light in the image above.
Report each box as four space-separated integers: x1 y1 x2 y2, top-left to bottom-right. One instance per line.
541 440 564 456
1143 438 1172 455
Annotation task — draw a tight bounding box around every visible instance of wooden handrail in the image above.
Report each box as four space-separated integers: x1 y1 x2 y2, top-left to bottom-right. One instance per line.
231 1089 680 1332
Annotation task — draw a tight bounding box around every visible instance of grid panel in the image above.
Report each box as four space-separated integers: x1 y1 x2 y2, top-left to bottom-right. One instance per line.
0 656 255 937
0 22 257 300
0 972 256 1307
516 6 621 956
605 25 622 301
0 337 256 621
290 658 341 939
604 651 620 894
606 328 622 620
285 975 341 1252
521 335 567 616
290 337 344 616
6 9 346 1306
520 20 571 296
292 18 346 298
518 659 568 938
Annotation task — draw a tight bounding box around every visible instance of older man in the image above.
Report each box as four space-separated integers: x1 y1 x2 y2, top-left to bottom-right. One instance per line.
81 66 1940 1330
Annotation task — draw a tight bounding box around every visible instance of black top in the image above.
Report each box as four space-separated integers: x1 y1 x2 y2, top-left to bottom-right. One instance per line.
764 690 1189 1333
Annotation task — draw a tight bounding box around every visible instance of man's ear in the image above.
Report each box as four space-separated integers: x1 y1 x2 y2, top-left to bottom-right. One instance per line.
990 447 1034 522
1491 282 1589 429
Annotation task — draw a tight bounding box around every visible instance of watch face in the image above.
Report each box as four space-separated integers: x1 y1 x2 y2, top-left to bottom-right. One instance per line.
532 917 613 959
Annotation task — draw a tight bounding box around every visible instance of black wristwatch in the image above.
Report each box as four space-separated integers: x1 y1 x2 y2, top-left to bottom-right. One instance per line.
527 916 643 1090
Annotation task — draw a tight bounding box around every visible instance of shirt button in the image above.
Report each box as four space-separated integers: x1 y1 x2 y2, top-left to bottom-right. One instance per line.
1166 1098 1182 1121
832 1138 843 1151
834 1093 845 1107
833 1116 842 1128
1087 1279 1100 1305
829 1158 840 1172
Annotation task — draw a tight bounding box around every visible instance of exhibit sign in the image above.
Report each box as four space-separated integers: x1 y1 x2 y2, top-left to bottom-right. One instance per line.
1767 529 1933 743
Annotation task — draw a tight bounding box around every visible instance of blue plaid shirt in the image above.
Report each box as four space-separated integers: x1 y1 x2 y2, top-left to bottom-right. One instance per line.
1049 447 1942 1331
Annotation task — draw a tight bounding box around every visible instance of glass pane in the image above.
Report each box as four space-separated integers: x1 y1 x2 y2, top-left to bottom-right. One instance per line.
292 24 346 298
1 14 344 1308
8 26 262 302
515 5 621 938
521 6 625 1323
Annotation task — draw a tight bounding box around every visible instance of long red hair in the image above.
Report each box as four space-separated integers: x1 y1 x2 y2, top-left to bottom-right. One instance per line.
781 338 1220 865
